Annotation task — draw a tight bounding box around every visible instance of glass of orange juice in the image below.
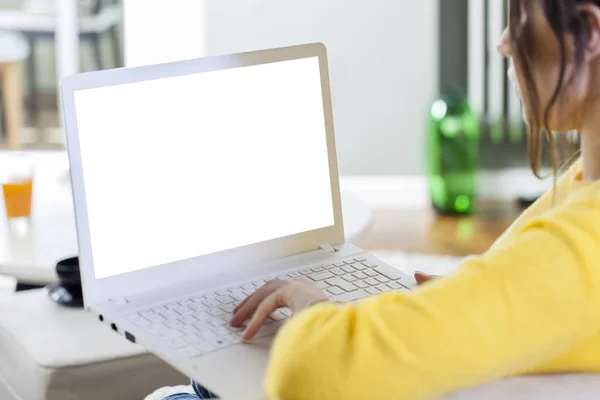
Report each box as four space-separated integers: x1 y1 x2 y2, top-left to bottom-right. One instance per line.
0 153 33 224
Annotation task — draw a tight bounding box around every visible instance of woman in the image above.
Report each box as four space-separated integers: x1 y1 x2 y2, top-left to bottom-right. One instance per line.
166 0 600 398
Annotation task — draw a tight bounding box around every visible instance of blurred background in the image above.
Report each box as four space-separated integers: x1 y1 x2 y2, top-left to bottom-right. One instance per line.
0 0 580 255
0 0 553 161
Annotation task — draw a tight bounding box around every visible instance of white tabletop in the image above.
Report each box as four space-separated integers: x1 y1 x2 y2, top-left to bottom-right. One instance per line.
0 152 372 285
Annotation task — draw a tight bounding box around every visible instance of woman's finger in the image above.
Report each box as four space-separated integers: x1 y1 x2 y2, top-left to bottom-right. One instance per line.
230 281 282 327
414 271 437 285
242 291 280 341
233 295 251 314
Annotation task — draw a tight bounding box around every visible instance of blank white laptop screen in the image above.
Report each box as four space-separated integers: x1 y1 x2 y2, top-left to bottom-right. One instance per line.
73 57 334 280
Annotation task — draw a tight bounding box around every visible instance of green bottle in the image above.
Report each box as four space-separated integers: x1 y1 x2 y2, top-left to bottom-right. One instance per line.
426 93 480 215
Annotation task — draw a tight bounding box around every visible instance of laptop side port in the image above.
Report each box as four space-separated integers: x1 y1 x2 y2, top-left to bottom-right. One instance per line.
125 331 136 344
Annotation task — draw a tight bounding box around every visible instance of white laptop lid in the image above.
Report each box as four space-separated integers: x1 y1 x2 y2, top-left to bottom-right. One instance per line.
60 43 344 307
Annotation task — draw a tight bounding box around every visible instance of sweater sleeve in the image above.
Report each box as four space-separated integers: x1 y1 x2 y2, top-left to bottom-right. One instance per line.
265 189 600 400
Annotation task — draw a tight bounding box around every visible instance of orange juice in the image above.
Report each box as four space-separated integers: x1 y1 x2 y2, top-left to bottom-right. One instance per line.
2 179 33 218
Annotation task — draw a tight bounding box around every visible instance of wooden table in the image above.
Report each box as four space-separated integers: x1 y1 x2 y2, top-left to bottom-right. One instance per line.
358 201 523 256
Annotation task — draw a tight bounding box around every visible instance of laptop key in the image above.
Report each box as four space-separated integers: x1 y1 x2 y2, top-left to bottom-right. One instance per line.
208 308 225 317
161 310 179 319
365 287 380 295
224 333 241 344
180 325 197 334
177 306 195 316
194 321 212 330
194 311 210 320
341 266 356 273
221 304 236 313
170 338 188 349
147 314 165 323
327 286 344 296
212 327 230 336
353 263 367 271
189 303 206 311
376 284 391 293
132 317 151 327
217 295 235 304
344 260 356 265
308 271 334 281
203 299 221 308
333 262 345 267
332 289 370 303
331 268 345 276
354 257 367 262
365 278 379 286
200 330 218 340
226 324 244 332
342 275 357 282
315 281 330 290
353 272 368 280
183 334 203 345
208 317 226 327
196 342 217 353
230 292 246 301
179 315 197 324
253 280 267 288
325 277 357 292
387 281 402 290
375 276 390 284
242 283 255 291
354 281 369 289
311 266 325 273
364 269 378 277
373 266 409 282
299 269 312 275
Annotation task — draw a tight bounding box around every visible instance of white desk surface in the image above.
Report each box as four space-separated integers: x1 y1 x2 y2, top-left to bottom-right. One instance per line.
0 151 372 285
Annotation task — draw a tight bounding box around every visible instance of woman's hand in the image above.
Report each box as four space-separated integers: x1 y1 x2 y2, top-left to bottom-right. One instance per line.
230 278 328 341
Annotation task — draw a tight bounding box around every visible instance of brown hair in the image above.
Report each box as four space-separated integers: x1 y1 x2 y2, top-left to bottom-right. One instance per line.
509 0 592 178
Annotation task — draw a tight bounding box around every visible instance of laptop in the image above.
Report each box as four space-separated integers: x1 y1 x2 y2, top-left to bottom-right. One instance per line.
60 43 414 399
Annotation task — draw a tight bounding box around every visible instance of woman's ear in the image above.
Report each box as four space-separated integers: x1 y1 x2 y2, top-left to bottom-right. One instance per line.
580 4 600 62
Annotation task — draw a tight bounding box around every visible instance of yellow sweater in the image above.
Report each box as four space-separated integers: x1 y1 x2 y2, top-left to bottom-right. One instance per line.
265 159 600 400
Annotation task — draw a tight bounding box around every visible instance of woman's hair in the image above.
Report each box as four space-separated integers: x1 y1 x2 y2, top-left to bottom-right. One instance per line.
509 0 594 177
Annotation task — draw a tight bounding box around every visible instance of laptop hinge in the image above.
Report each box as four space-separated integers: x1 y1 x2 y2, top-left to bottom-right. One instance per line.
320 244 337 254
110 297 129 306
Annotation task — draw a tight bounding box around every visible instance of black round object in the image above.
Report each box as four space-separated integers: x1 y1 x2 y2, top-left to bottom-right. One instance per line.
46 256 83 307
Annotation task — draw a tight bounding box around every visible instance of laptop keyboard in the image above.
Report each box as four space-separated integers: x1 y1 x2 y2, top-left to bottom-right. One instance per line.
125 255 434 360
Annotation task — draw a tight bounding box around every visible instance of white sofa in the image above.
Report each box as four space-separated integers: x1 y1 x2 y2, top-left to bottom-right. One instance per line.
0 290 186 400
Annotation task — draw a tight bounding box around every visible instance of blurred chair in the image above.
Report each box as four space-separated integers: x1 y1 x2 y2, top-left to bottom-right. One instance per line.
0 0 123 126
0 31 30 149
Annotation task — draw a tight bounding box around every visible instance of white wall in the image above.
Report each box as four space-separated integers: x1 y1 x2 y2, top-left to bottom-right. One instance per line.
22 0 439 176
203 0 438 176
